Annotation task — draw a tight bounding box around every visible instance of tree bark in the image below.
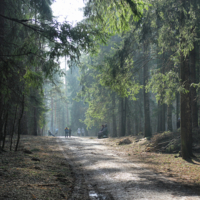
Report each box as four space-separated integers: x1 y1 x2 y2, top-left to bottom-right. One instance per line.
190 44 198 128
127 114 131 135
134 105 141 135
15 95 25 151
124 98 127 135
180 53 193 159
157 102 161 132
180 0 193 159
112 93 117 137
51 95 54 133
10 105 18 151
33 107 38 136
134 102 139 135
167 104 172 131
2 112 8 149
143 45 152 137
176 93 180 123
157 102 166 132
0 0 4 149
120 97 126 136
65 56 69 126
161 104 166 132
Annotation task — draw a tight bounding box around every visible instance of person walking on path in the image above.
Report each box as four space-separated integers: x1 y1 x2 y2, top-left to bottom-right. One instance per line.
65 127 69 138
81 127 85 136
69 128 72 137
77 128 81 136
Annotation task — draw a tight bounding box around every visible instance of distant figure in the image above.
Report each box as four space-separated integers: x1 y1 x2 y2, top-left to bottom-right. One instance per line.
48 130 55 137
55 128 58 135
77 128 81 136
65 127 69 138
100 125 105 132
69 128 72 137
98 124 108 139
104 124 108 136
97 125 104 138
177 118 180 129
81 127 85 136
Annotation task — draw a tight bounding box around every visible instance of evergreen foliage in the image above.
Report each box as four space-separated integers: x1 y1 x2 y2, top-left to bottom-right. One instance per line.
0 0 107 150
1 0 200 160
71 0 200 159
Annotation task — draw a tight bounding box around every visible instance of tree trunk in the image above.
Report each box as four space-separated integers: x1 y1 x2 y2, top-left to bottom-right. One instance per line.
126 100 131 135
51 95 54 133
176 93 180 123
120 97 126 136
134 100 139 135
112 93 117 137
124 98 127 135
54 97 57 133
143 46 152 137
62 106 65 136
180 53 193 159
10 105 18 151
190 44 198 128
127 115 131 135
167 104 172 131
180 0 193 159
157 102 161 132
2 112 8 149
0 0 4 150
15 95 25 151
21 111 28 135
65 56 69 126
33 107 37 136
161 104 166 132
143 89 151 137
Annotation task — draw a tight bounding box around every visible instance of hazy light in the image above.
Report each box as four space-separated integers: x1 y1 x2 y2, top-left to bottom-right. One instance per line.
52 0 85 69
52 0 84 24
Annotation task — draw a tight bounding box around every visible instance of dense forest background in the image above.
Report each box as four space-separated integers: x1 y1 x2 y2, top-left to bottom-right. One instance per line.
0 0 199 160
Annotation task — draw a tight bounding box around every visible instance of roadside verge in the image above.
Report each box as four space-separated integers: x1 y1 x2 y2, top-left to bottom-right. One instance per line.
0 136 74 200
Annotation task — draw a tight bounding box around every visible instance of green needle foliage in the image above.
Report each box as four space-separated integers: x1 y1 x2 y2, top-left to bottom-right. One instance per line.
72 0 200 159
84 0 147 33
0 0 110 150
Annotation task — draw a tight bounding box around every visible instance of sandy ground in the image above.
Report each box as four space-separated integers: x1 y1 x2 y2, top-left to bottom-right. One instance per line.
57 136 200 200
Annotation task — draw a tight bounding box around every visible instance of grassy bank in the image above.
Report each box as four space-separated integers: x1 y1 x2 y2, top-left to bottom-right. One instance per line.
100 135 200 190
0 136 74 200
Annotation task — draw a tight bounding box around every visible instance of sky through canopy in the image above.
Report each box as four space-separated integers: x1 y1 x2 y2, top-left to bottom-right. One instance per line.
52 0 84 24
52 0 85 69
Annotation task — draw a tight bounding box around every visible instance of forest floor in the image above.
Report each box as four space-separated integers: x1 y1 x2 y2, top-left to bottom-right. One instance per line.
0 135 200 200
100 135 200 189
0 136 75 200
58 136 200 199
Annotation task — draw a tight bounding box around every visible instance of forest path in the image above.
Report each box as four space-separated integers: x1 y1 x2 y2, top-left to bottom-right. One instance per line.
57 136 200 200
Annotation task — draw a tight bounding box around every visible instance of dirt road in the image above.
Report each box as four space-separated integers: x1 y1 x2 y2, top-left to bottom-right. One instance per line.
57 136 200 200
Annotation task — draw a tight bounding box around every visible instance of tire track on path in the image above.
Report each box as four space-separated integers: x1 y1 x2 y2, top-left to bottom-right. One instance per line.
57 137 200 200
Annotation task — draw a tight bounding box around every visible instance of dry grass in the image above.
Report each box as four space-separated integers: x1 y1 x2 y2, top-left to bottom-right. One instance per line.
0 136 74 200
1 134 199 199
101 135 200 189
